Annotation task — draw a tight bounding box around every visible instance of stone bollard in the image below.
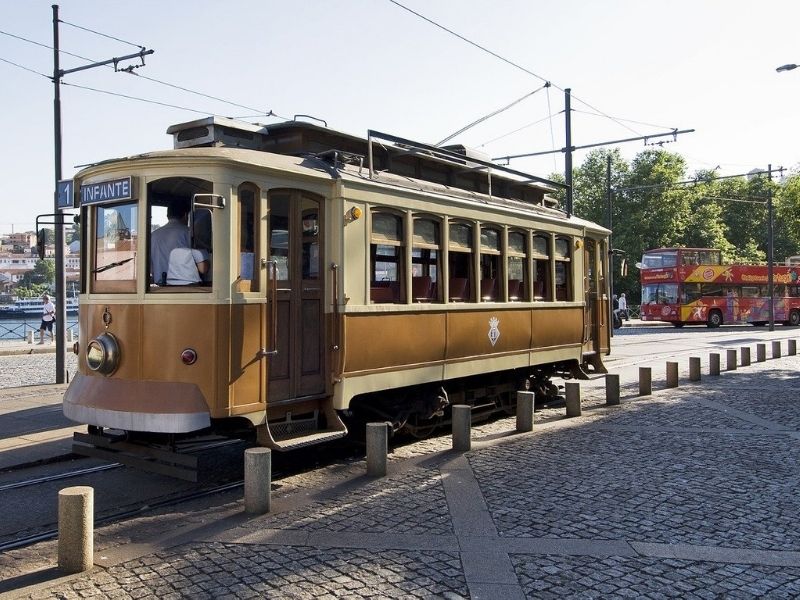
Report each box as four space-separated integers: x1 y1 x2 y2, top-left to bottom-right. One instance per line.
709 353 720 376
27 330 34 344
244 447 272 514
756 343 766 362
605 374 620 406
452 405 471 451
790 339 797 356
639 367 652 396
58 486 93 574
689 357 701 382
726 349 738 371
516 391 535 433
366 422 389 477
67 329 74 343
741 347 751 367
565 382 581 417
666 362 679 388
772 341 782 359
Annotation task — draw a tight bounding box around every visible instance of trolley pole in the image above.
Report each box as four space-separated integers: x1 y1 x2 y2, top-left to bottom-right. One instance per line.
52 4 66 382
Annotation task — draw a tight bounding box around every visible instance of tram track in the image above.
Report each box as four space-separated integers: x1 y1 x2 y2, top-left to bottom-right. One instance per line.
0 463 122 492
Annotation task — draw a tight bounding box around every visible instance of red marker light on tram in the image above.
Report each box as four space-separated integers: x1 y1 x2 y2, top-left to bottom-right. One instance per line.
181 348 198 365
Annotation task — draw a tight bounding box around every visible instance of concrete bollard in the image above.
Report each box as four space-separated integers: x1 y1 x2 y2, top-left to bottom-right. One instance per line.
565 382 581 417
772 341 782 359
756 343 766 362
58 486 93 574
689 357 701 382
605 374 620 406
27 330 34 344
709 353 720 376
740 347 751 367
639 367 652 396
244 447 272 514
67 328 74 343
516 391 535 433
790 339 797 356
452 405 471 451
726 349 738 371
366 422 389 477
666 362 679 388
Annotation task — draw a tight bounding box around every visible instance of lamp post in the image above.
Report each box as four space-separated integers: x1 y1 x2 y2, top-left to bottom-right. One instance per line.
776 64 798 72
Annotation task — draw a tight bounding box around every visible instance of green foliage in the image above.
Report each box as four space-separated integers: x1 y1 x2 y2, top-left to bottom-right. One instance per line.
569 149 795 304
18 259 55 288
15 283 50 298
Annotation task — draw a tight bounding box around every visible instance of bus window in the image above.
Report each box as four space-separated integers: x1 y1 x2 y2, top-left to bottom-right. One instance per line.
641 250 677 268
532 234 550 301
92 201 138 293
683 283 702 303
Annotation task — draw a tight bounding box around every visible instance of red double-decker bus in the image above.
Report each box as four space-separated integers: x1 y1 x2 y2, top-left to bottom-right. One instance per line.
638 247 800 327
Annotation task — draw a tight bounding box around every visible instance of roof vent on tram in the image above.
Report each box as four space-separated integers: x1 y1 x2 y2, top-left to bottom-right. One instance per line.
167 116 267 150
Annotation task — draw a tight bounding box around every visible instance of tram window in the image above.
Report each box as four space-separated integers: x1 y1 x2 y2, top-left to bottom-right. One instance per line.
532 234 551 301
92 201 138 293
270 194 290 281
448 223 473 302
370 212 402 303
554 237 572 301
507 230 526 301
238 185 258 291
147 177 213 291
480 227 501 301
301 197 320 280
412 218 440 302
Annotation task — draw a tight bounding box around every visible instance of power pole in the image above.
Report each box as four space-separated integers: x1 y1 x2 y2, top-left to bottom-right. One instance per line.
564 88 573 217
768 164 775 332
606 154 614 335
50 4 153 383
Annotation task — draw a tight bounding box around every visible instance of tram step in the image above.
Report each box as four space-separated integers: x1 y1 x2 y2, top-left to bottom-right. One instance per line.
256 407 348 451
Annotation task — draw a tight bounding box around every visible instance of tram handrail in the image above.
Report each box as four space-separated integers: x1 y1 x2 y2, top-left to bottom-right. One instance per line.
264 260 279 357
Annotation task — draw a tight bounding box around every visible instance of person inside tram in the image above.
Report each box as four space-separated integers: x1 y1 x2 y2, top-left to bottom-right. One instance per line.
166 247 210 285
151 198 191 285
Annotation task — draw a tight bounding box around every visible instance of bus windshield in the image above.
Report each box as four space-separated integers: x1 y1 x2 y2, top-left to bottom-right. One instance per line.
642 283 678 305
641 251 677 268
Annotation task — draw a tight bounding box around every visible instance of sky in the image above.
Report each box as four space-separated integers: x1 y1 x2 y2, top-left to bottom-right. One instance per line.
1 0 799 232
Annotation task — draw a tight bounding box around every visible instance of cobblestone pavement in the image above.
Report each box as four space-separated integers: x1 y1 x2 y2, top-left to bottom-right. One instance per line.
7 350 800 599
0 352 78 389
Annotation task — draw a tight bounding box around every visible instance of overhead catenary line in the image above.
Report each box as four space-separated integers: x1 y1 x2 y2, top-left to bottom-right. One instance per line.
59 18 144 50
386 0 641 137
618 168 782 193
0 55 50 79
0 27 283 120
62 81 223 116
478 112 560 148
436 84 549 146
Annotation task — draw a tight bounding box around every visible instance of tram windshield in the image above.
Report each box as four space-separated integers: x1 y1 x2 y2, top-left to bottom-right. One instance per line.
92 201 138 293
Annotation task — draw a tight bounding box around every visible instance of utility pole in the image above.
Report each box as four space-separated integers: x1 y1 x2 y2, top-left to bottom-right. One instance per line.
52 4 66 382
564 88 573 217
768 164 775 332
50 4 153 383
606 154 614 335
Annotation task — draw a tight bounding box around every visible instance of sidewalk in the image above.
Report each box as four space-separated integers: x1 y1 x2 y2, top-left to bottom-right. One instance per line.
3 350 800 598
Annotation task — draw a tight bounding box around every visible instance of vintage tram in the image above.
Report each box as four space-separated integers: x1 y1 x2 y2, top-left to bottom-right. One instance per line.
63 116 611 464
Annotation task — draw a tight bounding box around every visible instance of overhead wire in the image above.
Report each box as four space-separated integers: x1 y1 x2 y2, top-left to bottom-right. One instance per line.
1 27 283 120
59 18 144 50
478 113 559 148
62 80 225 116
571 109 676 132
0 56 50 79
387 0 643 137
436 84 548 146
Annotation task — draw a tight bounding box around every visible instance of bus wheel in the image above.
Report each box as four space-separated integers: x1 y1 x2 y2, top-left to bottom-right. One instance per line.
707 310 723 328
672 322 684 328
789 310 800 327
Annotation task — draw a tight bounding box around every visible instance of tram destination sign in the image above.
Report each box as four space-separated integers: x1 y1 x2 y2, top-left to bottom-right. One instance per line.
80 176 133 205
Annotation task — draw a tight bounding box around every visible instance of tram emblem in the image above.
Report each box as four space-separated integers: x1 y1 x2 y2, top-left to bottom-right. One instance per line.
488 317 500 347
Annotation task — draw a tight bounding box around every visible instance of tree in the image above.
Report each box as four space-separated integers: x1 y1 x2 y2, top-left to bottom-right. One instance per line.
19 259 55 288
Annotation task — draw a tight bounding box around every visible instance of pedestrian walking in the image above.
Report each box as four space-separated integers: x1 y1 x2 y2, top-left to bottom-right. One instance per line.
39 294 55 344
618 292 629 321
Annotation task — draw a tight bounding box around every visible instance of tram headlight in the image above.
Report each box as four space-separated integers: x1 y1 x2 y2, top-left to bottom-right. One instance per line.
85 333 120 376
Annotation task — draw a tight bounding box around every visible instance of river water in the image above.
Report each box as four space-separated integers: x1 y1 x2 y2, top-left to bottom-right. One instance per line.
0 317 79 340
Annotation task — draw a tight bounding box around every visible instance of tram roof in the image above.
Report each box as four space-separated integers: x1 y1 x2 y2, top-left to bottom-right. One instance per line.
78 145 608 234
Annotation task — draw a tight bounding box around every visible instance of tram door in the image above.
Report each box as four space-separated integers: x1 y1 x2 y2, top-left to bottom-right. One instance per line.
267 190 326 402
583 242 597 345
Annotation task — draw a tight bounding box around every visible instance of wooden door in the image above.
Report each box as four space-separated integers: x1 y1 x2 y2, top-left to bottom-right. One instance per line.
268 190 326 402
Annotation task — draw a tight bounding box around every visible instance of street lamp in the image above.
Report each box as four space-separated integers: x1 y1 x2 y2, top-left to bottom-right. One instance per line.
776 63 798 72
